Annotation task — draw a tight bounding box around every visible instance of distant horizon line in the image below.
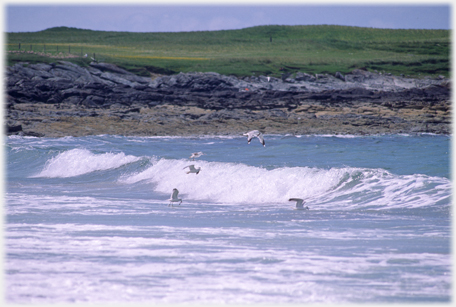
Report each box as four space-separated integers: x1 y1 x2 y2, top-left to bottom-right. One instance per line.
8 24 451 34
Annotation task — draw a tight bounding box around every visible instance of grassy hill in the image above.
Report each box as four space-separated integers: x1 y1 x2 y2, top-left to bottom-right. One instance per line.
5 25 450 77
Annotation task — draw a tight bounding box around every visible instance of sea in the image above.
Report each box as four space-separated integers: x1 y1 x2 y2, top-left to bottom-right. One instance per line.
4 133 452 304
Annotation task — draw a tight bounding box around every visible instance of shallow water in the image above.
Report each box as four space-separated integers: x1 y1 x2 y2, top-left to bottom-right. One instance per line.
5 133 451 303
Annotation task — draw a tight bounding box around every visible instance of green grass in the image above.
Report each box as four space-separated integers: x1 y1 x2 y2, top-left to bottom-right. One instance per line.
5 25 450 77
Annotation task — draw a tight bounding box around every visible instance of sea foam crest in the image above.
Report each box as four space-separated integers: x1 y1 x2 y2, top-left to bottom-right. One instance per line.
120 158 451 208
33 148 141 178
317 169 451 210
121 158 359 204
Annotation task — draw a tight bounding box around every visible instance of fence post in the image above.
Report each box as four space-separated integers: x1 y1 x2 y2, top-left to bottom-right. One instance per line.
69 45 71 54
44 44 46 53
19 43 21 50
57 45 59 53
30 45 32 51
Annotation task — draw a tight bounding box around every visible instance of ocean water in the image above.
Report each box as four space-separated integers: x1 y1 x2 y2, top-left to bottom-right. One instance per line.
4 133 452 304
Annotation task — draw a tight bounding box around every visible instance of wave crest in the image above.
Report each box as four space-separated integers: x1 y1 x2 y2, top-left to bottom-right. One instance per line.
32 148 141 178
119 158 451 209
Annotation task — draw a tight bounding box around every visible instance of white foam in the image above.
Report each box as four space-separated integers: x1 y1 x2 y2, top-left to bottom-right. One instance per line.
130 135 241 140
32 148 141 178
314 134 361 138
120 158 344 204
319 168 451 210
6 222 451 304
120 158 451 209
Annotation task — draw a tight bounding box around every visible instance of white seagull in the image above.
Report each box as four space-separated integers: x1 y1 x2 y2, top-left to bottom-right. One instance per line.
289 198 309 210
184 164 201 174
243 130 265 147
189 152 204 160
168 188 182 207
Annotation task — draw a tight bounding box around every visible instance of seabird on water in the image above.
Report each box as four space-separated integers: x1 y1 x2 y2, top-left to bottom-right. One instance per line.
168 188 182 207
183 164 201 174
243 130 265 147
289 198 309 210
190 152 204 160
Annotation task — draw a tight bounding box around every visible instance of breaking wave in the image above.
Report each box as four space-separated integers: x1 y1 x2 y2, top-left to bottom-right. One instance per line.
32 148 141 178
119 158 451 210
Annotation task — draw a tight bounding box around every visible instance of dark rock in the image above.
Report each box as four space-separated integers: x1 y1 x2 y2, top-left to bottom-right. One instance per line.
7 124 22 133
295 72 316 82
22 131 45 137
281 72 292 81
90 62 131 74
28 63 53 72
51 63 91 81
265 109 288 118
5 61 451 136
8 63 38 78
99 71 136 87
335 72 345 81
345 74 364 83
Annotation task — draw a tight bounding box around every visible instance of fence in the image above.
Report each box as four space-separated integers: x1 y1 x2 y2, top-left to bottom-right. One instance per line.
7 43 99 60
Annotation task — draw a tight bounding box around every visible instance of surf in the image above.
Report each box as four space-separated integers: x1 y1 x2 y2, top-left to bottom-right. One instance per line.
120 158 451 209
31 148 141 178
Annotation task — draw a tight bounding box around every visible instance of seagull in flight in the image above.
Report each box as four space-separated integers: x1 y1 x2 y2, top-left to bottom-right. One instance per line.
243 130 265 147
184 164 201 174
289 198 309 210
190 152 204 160
168 188 182 207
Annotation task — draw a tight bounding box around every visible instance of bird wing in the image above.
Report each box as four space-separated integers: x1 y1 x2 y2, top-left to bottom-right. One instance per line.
256 133 265 146
289 198 304 207
190 152 203 158
171 189 179 200
244 130 259 144
188 165 196 171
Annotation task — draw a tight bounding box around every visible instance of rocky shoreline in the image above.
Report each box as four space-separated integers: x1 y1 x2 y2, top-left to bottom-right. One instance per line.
5 61 451 137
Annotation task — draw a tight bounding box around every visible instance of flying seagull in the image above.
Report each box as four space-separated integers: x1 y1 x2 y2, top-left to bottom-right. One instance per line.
183 164 201 174
243 130 265 147
190 152 204 160
168 188 182 207
289 198 309 210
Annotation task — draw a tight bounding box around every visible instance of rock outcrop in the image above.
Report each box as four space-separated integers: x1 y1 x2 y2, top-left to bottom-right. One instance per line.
5 61 451 137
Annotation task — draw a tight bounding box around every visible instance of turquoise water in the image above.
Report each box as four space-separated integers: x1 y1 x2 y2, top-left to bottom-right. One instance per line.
5 134 451 303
